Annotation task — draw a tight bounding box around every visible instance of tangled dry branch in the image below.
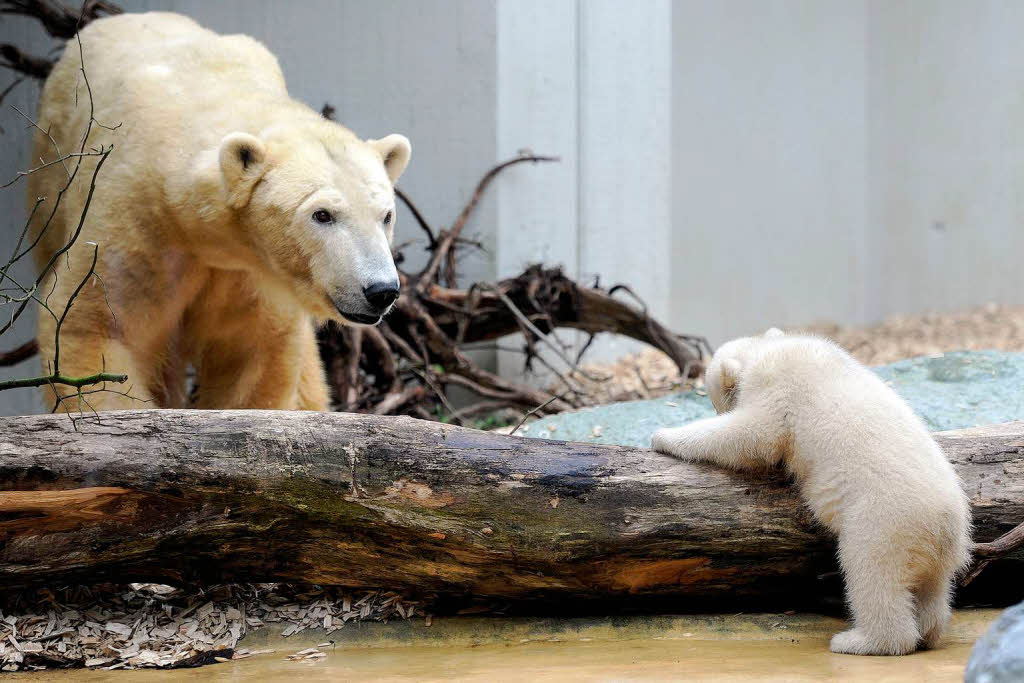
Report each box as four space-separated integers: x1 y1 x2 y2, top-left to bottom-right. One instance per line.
315 137 709 421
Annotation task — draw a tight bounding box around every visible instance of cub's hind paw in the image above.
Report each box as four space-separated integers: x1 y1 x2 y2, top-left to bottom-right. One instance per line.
830 628 917 656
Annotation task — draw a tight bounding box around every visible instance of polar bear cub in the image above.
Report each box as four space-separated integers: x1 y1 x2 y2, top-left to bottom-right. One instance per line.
652 329 971 656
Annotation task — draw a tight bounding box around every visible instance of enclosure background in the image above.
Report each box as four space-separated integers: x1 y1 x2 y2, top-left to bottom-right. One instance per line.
2 0 1022 415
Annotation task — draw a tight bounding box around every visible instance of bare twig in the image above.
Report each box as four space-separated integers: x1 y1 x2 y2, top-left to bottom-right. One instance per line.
418 153 559 288
1 26 130 410
0 0 121 40
0 338 38 366
394 187 436 250
483 284 609 383
0 43 53 78
961 520 1024 586
0 74 25 113
411 367 461 425
0 144 112 339
508 394 566 436
0 369 125 391
451 400 519 421
973 520 1024 559
2 149 106 188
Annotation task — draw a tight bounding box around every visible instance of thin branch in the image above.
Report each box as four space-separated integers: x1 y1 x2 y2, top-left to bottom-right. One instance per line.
2 149 105 188
0 43 53 79
51 241 99 375
394 186 436 250
0 144 111 338
509 394 566 436
450 153 559 250
483 284 609 383
418 153 559 287
0 338 37 366
2 196 44 281
451 400 519 421
0 0 122 41
0 370 126 391
411 367 462 426
0 74 25 114
961 520 1024 586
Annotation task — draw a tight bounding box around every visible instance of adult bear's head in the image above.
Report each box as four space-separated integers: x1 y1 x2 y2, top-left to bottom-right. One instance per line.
214 120 410 326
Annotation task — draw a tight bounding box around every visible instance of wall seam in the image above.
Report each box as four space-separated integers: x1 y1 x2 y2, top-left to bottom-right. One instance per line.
574 0 583 279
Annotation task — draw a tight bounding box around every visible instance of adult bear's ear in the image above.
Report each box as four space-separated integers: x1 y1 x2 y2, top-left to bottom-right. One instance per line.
764 327 784 339
720 358 742 390
368 134 411 184
219 132 267 208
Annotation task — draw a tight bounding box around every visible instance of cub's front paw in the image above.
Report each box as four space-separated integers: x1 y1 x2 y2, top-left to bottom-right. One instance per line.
651 427 695 459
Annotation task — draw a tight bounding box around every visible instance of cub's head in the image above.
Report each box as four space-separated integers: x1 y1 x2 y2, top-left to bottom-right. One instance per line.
705 327 784 413
217 121 410 325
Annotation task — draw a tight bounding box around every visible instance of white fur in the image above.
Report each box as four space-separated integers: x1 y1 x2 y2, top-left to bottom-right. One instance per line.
652 329 972 656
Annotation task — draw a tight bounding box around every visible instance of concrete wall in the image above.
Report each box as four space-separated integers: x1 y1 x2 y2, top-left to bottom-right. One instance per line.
495 0 672 373
3 1 1024 415
671 0 1024 343
866 0 1024 320
671 0 867 344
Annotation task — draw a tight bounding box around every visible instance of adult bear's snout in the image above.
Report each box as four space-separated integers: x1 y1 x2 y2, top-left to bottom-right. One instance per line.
363 281 400 313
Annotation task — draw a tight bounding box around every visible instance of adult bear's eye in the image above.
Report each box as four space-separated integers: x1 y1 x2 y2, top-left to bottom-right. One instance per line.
383 210 393 226
312 209 334 224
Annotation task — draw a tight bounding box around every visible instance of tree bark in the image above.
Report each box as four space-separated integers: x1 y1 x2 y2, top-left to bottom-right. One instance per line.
0 411 1020 613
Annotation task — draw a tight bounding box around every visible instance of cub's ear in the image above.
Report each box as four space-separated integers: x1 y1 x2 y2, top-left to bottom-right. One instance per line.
720 358 742 390
368 134 411 184
219 132 267 208
764 327 785 339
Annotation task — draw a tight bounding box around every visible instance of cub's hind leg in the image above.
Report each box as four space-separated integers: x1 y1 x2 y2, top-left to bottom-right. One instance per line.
830 529 920 656
914 570 954 650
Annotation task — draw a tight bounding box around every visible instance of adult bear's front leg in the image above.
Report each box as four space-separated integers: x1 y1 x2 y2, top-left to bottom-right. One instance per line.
296 318 330 411
191 312 313 410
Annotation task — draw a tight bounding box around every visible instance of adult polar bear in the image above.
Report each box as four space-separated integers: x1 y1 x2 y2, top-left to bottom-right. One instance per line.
28 12 410 411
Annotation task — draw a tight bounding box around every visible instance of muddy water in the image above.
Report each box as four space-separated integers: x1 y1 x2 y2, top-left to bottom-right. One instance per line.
24 609 998 682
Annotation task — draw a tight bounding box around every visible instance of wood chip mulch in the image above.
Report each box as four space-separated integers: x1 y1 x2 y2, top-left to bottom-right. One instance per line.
0 583 421 671
797 303 1024 367
574 304 1024 403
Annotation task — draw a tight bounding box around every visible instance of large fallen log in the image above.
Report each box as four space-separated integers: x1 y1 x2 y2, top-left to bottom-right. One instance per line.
0 411 1020 613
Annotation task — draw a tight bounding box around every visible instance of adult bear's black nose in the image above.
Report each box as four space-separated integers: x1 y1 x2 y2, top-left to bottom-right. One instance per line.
364 281 400 313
